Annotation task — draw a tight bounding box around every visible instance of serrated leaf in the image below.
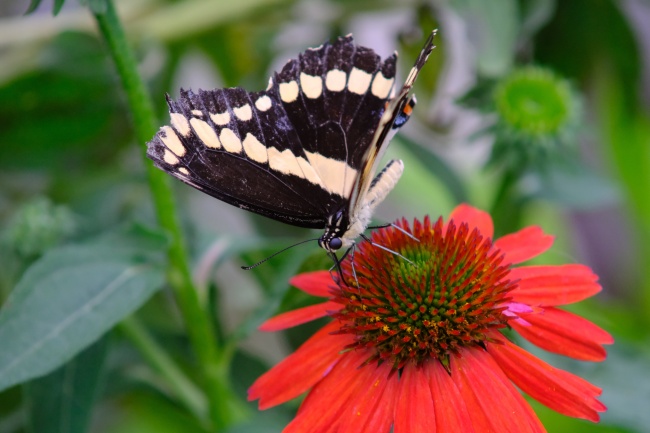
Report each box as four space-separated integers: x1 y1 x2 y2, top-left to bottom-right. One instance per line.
0 228 166 392
23 336 109 433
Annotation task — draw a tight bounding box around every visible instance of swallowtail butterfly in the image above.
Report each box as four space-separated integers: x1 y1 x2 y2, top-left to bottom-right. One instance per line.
147 31 435 264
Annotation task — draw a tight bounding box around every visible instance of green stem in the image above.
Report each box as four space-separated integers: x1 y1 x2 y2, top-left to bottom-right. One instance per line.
118 318 208 423
92 1 237 429
489 166 524 237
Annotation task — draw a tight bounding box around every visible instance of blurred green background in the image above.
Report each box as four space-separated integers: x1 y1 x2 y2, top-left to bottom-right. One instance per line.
0 0 649 432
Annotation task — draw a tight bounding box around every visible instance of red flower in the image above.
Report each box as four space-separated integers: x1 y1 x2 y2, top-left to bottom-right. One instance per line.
248 204 612 432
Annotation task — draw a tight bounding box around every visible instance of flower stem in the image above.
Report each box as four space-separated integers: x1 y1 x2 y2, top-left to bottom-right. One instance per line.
92 1 238 429
118 318 208 423
490 166 525 236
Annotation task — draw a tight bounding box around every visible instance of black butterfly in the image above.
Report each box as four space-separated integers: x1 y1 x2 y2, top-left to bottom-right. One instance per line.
147 31 436 266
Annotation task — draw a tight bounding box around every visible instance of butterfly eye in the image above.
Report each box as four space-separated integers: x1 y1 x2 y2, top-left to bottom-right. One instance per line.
329 237 343 251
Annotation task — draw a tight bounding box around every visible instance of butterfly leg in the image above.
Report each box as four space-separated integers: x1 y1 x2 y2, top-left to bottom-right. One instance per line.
327 245 360 288
346 243 360 289
327 251 344 285
367 223 420 242
360 233 416 267
328 251 354 288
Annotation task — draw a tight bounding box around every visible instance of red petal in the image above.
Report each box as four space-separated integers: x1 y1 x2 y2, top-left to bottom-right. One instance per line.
259 301 340 331
290 271 335 297
489 334 606 421
452 349 546 433
248 322 348 409
284 350 375 433
393 363 436 433
447 204 494 239
494 227 554 265
427 361 475 432
511 307 613 361
510 265 602 306
337 362 396 433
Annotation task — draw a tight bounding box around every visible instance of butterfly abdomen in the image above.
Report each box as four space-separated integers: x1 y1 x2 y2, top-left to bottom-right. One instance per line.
341 159 404 248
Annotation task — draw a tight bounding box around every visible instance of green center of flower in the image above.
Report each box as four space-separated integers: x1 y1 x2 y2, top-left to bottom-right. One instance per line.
494 66 572 136
332 217 515 370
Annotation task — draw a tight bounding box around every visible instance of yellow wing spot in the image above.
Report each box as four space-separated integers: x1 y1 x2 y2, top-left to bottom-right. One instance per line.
279 81 299 103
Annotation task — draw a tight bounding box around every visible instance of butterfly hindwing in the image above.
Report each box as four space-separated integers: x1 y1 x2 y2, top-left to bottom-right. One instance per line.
349 31 436 213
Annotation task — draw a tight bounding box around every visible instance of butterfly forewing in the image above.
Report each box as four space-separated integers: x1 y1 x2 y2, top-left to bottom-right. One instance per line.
271 36 398 201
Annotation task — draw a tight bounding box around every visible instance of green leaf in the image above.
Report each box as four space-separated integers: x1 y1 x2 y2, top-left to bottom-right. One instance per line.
225 410 293 433
24 0 42 15
399 135 469 205
533 341 647 433
80 0 108 14
519 0 556 40
53 0 66 15
535 165 620 209
23 336 109 433
535 0 640 108
227 350 294 432
451 0 519 76
0 226 166 392
232 247 307 343
95 390 207 433
0 32 131 171
24 0 68 15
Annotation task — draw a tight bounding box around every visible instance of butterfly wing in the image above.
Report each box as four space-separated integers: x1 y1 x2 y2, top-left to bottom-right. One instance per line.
349 30 437 214
147 87 332 228
147 35 400 228
272 35 398 201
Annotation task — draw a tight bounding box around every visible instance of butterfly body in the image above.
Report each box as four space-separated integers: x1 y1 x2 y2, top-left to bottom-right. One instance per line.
147 32 435 256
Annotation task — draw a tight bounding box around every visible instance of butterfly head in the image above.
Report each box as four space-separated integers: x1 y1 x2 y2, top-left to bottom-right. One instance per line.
318 210 350 253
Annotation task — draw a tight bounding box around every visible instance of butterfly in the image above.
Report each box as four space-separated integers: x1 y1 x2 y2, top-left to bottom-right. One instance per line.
147 31 436 267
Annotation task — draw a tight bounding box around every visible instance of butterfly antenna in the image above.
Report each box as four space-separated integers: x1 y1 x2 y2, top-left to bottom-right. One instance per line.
241 237 319 270
367 223 419 242
360 233 416 266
